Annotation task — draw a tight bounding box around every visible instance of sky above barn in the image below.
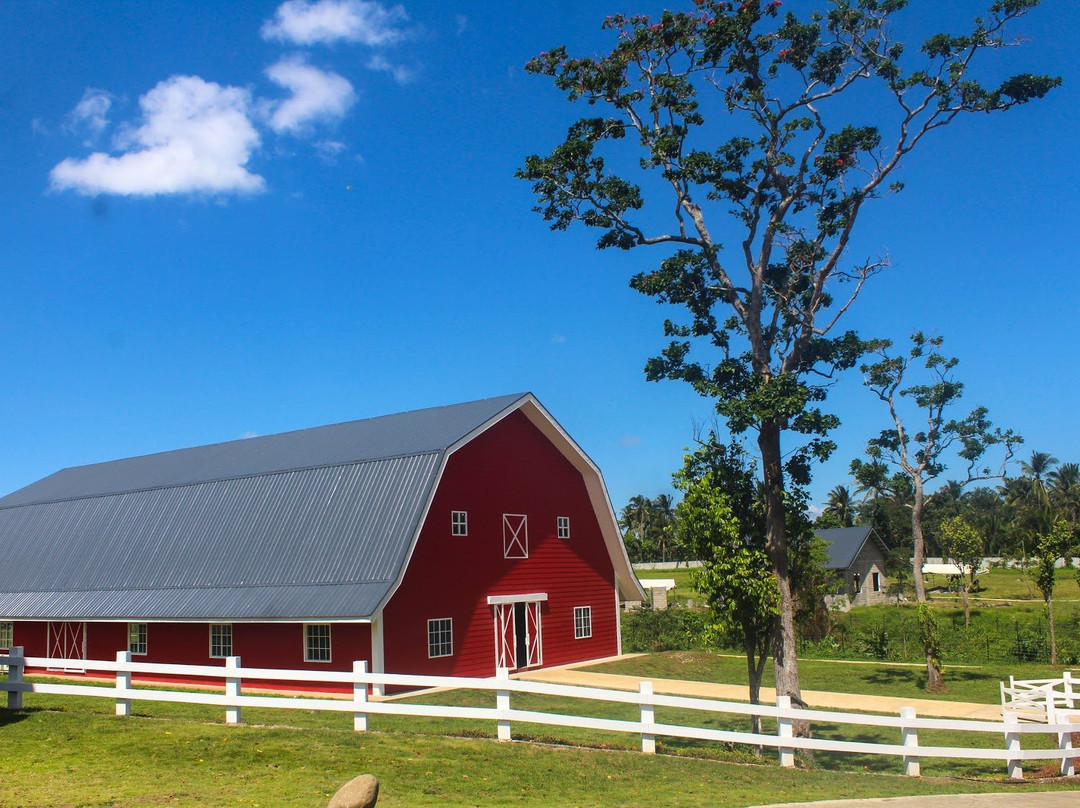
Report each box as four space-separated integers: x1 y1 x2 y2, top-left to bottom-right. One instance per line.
1 0 1078 515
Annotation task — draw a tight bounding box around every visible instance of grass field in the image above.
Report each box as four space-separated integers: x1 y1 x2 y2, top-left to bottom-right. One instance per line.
4 685 1080 807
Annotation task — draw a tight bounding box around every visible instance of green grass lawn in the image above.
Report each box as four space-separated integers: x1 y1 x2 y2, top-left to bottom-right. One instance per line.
4 685 1080 807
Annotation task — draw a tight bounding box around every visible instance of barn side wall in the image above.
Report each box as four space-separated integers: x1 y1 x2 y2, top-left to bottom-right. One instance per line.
6 619 371 692
382 409 620 677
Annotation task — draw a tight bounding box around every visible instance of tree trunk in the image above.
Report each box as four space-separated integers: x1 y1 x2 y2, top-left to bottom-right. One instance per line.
962 583 970 627
911 477 927 603
910 477 942 689
746 642 763 743
1048 596 1057 666
757 422 807 735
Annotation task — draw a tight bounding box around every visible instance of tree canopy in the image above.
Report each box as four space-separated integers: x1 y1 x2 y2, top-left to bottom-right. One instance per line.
520 0 1058 710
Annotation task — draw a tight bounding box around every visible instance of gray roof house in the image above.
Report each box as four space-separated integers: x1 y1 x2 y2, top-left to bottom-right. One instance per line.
817 526 890 607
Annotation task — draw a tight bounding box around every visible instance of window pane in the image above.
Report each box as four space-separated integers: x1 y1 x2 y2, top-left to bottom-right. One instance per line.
0 621 12 648
574 606 592 639
305 624 332 662
210 624 232 658
128 623 147 655
452 510 468 536
427 618 453 658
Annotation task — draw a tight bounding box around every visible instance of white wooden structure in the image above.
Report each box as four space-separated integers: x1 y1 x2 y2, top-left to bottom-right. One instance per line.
3 647 1077 779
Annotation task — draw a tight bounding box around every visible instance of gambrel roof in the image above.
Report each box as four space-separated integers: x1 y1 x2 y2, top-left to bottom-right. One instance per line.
816 526 889 571
0 394 640 621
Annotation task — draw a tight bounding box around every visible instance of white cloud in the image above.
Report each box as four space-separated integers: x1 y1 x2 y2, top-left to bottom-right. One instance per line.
314 139 347 162
50 75 263 197
365 54 415 84
455 14 468 35
265 55 356 135
64 88 114 145
620 435 643 447
261 0 408 46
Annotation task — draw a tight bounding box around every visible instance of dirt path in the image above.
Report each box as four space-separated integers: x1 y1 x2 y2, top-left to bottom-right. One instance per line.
515 656 1002 719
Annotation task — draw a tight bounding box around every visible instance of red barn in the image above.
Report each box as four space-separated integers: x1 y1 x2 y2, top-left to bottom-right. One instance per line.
0 394 643 686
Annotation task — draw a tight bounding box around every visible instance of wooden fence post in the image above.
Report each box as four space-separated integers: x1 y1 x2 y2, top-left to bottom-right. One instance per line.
1064 671 1075 710
777 695 794 768
496 667 511 741
1004 712 1022 779
639 680 655 755
225 656 242 725
6 646 23 710
900 706 920 777
115 651 132 716
1048 704 1076 777
353 661 368 732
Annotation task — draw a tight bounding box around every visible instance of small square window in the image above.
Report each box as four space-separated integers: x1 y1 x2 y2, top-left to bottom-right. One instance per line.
128 623 147 655
427 617 453 658
451 510 468 536
557 516 570 539
210 624 233 658
574 606 592 639
305 624 332 662
0 621 12 649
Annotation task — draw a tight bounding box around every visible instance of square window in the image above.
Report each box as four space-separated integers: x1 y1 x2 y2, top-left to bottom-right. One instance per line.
0 621 12 649
209 624 233 658
305 624 332 662
427 617 453 658
128 623 147 655
574 606 592 640
452 510 468 536
503 513 528 559
557 516 570 539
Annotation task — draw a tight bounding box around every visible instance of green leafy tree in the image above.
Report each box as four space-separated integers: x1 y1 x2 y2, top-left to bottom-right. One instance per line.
519 0 1057 710
677 473 777 735
854 332 1019 689
823 485 855 527
938 515 984 626
1032 520 1073 666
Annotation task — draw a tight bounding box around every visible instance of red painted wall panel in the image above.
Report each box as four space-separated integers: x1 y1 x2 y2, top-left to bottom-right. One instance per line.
9 619 371 693
382 409 620 677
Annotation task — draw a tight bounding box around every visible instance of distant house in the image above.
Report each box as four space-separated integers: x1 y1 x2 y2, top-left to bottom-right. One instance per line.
817 526 890 607
0 394 644 687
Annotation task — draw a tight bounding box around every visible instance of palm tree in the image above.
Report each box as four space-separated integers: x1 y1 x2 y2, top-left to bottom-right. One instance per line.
824 485 855 527
1020 451 1059 510
1049 462 1080 523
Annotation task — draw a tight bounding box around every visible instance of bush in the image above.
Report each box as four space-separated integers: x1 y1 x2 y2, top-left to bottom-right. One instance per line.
621 608 710 653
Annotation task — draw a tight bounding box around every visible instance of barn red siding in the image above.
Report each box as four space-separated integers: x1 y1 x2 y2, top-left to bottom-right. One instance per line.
8 619 371 692
382 410 619 677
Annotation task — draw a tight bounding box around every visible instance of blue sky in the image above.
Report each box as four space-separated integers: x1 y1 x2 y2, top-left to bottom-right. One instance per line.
1 0 1077 516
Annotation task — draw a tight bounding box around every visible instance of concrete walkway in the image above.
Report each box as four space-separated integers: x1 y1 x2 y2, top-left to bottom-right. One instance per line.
515 657 1003 719
752 794 1078 808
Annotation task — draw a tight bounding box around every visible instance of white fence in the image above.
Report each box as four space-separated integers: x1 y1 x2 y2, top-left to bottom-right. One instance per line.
2 647 1077 779
1001 672 1079 722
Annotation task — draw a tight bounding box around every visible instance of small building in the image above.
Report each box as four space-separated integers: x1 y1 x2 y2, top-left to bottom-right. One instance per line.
817 526 890 607
0 394 644 687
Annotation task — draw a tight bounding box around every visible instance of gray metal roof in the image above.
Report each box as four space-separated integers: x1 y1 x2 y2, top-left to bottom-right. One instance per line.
0 394 527 620
816 526 887 570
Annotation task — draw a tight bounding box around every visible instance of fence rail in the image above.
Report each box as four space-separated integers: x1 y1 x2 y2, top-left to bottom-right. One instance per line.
2 647 1077 779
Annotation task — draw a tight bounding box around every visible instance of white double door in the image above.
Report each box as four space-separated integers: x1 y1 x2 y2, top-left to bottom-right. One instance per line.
493 601 542 671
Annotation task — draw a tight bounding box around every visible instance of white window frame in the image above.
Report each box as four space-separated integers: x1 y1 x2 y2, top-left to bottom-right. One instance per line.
503 513 528 559
304 623 332 663
128 622 148 656
574 606 592 640
209 623 233 658
872 571 881 593
451 510 468 536
427 617 453 658
557 516 571 539
0 621 12 649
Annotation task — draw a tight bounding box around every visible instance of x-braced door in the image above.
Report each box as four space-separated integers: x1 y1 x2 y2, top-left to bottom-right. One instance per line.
493 601 542 671
47 621 87 672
